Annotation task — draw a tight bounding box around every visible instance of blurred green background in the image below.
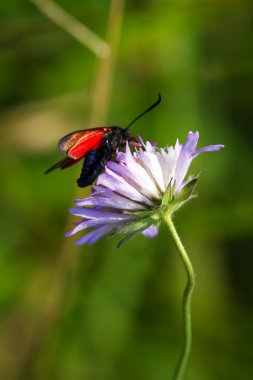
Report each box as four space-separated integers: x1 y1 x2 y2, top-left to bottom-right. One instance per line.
0 1 252 379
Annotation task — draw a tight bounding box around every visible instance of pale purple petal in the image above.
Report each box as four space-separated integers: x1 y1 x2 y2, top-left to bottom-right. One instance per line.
75 194 146 210
141 224 159 238
156 143 181 188
100 189 144 203
91 185 110 195
174 131 199 191
192 144 225 158
125 142 138 167
97 171 152 206
107 161 143 191
123 143 161 197
75 225 114 246
116 151 126 163
65 220 101 236
107 158 160 199
136 149 166 193
69 207 133 221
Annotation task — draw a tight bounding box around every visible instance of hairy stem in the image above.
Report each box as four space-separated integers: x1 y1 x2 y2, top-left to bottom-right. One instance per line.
164 213 195 380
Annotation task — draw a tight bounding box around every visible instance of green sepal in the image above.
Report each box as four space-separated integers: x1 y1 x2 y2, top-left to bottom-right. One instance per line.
175 178 198 204
109 216 158 248
162 179 175 206
123 208 160 220
117 225 151 248
111 218 153 237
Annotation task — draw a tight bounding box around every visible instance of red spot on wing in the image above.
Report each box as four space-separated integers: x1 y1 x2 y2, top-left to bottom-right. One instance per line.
68 131 105 159
58 128 111 159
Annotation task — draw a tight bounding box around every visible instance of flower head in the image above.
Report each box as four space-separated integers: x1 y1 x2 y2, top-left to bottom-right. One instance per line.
66 131 224 247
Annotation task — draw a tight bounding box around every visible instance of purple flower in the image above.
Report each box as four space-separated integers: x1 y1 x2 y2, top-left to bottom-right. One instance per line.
66 131 224 247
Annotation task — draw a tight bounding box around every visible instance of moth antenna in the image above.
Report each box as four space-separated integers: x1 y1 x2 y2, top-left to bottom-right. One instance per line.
125 93 161 130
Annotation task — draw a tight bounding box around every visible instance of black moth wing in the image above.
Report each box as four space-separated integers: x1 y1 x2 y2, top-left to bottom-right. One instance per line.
45 157 81 174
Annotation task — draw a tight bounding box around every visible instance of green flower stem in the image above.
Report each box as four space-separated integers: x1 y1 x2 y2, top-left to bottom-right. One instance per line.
163 213 195 380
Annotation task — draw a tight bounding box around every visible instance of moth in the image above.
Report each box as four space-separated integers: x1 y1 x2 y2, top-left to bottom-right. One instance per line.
45 94 161 187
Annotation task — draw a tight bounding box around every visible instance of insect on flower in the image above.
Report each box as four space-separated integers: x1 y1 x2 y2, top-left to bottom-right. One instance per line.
45 94 161 187
66 132 224 247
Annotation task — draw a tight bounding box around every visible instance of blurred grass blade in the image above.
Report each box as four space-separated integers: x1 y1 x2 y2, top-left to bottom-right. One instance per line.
30 0 111 58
